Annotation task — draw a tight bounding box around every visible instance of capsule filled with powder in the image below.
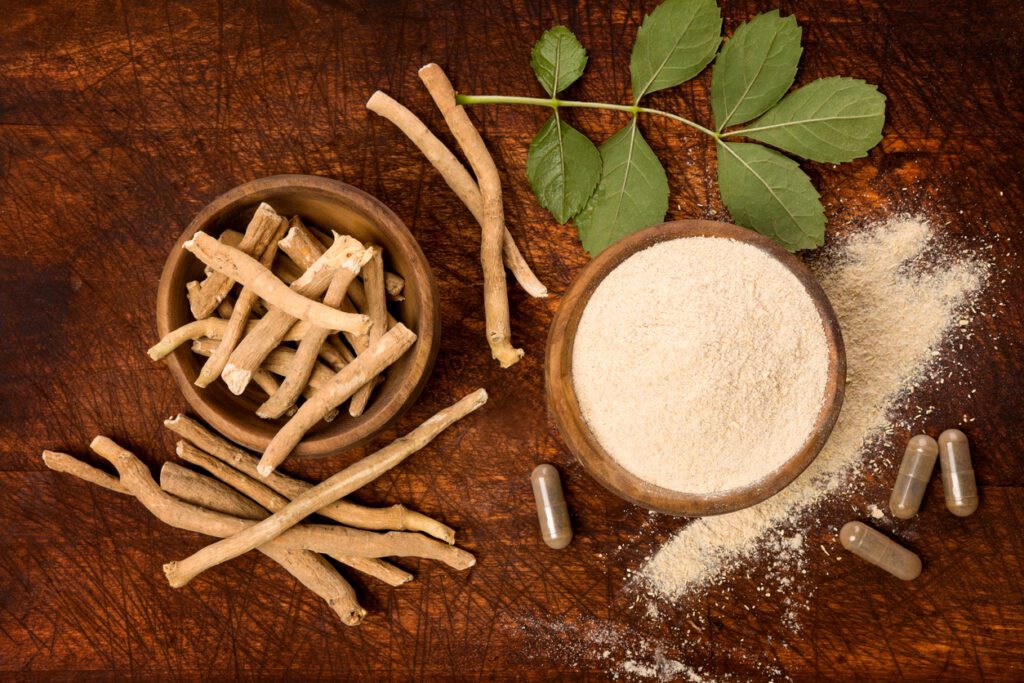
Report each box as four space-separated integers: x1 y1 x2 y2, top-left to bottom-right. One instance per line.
938 428 978 517
889 434 939 519
839 521 921 580
531 464 573 549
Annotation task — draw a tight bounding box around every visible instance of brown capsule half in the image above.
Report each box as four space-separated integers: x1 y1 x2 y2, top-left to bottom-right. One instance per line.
839 521 922 581
531 464 573 549
889 434 939 519
938 429 978 517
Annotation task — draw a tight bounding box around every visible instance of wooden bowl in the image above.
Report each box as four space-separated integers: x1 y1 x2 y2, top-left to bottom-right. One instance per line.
546 220 846 517
156 175 440 458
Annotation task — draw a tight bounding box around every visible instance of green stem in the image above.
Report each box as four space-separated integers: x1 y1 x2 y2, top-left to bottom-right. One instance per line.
456 94 718 138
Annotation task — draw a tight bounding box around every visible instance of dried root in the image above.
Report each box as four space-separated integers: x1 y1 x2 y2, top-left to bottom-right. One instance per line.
163 389 487 587
418 64 523 367
348 247 388 417
43 445 366 626
366 90 547 298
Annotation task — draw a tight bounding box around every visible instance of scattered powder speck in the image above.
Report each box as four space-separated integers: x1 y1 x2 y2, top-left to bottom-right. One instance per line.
868 504 885 519
641 215 988 599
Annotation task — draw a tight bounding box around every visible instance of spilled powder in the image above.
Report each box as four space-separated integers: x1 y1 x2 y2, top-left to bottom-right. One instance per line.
572 237 829 494
641 216 988 598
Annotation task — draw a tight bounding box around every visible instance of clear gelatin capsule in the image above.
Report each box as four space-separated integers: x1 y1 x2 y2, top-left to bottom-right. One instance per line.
938 428 979 517
889 434 939 519
531 464 573 549
839 521 922 580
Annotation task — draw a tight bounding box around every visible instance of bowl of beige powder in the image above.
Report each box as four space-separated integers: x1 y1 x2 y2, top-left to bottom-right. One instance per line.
547 220 846 516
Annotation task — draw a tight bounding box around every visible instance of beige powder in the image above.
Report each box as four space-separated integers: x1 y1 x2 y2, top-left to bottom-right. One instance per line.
572 237 830 495
641 216 988 598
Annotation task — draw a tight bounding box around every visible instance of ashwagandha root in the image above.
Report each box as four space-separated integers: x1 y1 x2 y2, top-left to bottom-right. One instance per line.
164 414 455 543
257 323 419 475
366 90 548 299
190 204 283 319
184 232 371 334
159 462 411 587
163 388 487 587
148 318 311 361
257 244 373 419
418 64 523 368
196 217 290 387
348 247 388 417
221 233 368 395
43 446 366 625
42 451 128 494
70 437 475 590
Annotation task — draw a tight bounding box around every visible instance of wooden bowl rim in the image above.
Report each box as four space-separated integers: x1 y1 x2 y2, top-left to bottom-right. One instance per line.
156 174 440 459
545 220 846 517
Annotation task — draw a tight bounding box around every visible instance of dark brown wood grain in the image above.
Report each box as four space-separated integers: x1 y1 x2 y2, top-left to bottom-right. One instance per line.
1 0 1022 680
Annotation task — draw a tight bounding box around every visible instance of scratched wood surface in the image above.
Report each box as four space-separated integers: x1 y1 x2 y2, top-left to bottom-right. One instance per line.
2 0 1023 680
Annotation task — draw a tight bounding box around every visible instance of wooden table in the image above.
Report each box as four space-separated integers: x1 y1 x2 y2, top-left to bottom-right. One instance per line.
3 1 1022 679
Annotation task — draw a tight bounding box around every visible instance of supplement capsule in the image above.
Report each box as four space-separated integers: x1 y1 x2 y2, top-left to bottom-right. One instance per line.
889 434 939 519
531 464 573 549
839 521 921 580
938 428 978 517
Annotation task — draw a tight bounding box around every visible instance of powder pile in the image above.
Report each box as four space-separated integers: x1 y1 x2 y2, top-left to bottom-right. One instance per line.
572 237 829 494
641 216 988 598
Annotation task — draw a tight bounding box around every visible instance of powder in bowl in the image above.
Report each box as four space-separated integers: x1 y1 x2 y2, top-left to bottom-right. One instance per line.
571 236 830 495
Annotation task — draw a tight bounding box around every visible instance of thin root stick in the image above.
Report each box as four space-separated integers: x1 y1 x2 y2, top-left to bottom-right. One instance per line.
366 90 547 298
348 247 387 417
257 324 418 475
163 389 487 587
184 232 371 334
148 318 309 361
42 451 128 494
43 448 365 625
164 414 455 543
418 65 523 367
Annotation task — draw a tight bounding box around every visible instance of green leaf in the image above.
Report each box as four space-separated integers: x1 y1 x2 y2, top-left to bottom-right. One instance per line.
711 11 802 131
736 77 886 163
526 114 602 224
530 26 588 96
630 0 722 103
575 119 669 255
716 140 824 251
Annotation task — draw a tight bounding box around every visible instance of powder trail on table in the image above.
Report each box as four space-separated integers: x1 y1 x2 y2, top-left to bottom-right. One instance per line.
572 237 829 494
641 216 988 599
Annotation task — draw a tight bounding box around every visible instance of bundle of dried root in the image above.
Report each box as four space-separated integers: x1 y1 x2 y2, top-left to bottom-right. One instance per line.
41 388 486 626
367 63 547 368
149 203 415 472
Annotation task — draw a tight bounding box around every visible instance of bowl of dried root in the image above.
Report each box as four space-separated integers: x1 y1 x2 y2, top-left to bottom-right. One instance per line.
152 175 440 466
546 220 846 516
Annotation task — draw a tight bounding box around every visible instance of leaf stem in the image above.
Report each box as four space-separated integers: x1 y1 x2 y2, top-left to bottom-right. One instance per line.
456 94 718 138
